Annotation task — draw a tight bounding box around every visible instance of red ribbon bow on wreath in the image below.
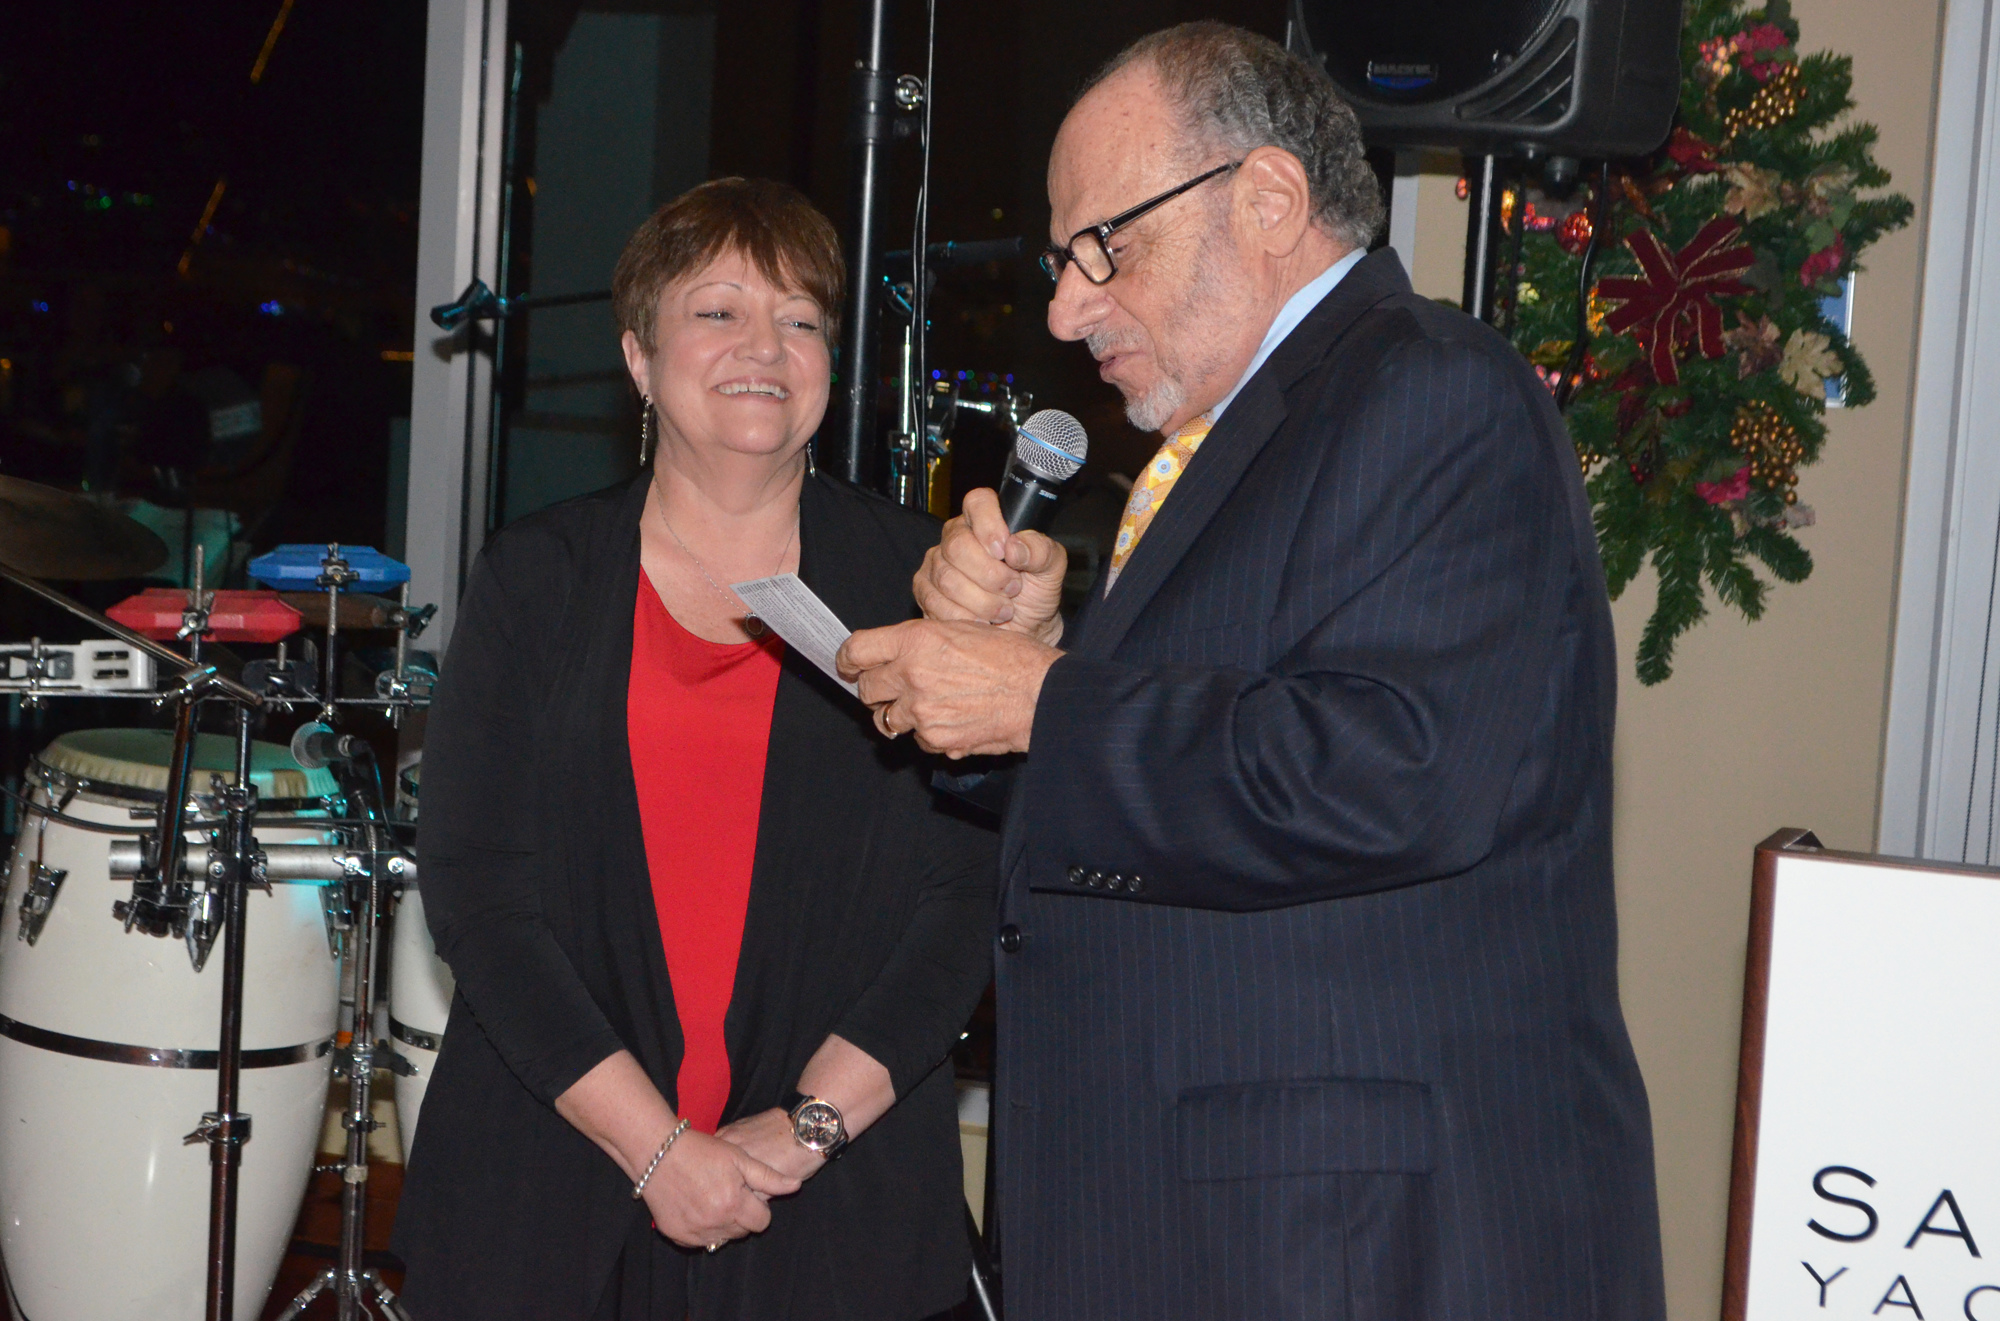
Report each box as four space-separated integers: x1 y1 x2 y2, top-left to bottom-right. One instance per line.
1597 217 1756 386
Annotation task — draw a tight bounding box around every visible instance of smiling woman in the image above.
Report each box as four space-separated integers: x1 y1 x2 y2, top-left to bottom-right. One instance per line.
390 177 997 1321
611 180 842 644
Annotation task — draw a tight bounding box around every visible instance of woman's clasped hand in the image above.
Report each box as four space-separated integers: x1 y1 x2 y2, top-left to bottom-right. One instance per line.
713 1106 830 1185
641 1124 801 1250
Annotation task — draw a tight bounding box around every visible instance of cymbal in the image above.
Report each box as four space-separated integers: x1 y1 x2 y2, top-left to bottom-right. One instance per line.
0 477 169 580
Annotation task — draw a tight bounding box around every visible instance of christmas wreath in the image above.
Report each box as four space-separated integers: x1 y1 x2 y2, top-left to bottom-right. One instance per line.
1496 0 1912 683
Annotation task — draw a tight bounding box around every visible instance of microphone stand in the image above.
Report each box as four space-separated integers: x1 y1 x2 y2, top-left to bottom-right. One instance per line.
272 749 409 1321
272 549 413 1321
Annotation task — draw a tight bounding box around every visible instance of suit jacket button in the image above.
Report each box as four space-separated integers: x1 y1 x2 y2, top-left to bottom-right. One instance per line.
1086 870 1104 888
998 924 1023 953
1128 875 1144 894
1107 873 1126 891
1067 866 1084 885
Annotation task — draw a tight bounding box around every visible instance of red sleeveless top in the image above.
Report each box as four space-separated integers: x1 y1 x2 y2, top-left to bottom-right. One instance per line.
626 576 784 1133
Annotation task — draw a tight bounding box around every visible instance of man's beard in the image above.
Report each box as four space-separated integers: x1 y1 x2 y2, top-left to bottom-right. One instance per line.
1121 373 1186 434
1087 228 1235 434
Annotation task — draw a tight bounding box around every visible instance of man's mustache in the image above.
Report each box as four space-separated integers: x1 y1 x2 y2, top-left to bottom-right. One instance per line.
1085 329 1145 360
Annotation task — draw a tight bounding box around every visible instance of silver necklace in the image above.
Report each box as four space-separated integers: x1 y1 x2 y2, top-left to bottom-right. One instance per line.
659 508 796 638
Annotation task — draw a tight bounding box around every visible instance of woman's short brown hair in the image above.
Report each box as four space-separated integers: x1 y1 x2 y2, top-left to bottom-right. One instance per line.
612 177 846 353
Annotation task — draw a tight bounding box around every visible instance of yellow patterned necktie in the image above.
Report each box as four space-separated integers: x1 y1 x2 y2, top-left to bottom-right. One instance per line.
1106 414 1213 592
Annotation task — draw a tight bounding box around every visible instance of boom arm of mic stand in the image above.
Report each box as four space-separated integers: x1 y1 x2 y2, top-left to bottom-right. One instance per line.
429 278 610 331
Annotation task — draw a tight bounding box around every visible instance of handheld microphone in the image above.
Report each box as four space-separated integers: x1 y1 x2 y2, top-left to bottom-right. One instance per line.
290 721 367 770
998 409 1089 534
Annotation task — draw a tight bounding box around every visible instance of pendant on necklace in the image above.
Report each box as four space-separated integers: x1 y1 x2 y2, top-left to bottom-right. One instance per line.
744 615 767 637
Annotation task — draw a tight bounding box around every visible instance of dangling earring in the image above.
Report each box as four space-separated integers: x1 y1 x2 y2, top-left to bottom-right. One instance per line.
805 439 818 477
639 397 656 466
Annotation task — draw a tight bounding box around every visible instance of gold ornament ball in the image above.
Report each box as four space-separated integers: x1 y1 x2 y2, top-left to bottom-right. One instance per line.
1729 400 1806 495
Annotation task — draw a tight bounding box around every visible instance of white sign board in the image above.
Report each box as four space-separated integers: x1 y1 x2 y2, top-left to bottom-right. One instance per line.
1725 830 2000 1320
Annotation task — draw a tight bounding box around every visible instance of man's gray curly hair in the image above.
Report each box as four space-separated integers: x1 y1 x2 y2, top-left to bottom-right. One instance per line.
1080 22 1385 251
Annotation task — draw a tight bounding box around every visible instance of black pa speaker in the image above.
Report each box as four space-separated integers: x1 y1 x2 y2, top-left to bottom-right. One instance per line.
1290 0 1683 159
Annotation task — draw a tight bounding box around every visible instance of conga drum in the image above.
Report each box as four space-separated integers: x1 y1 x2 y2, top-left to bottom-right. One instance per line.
387 759 454 1162
0 729 342 1320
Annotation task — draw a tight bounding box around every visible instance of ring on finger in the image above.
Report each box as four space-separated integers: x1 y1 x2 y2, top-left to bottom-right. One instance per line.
707 1242 721 1253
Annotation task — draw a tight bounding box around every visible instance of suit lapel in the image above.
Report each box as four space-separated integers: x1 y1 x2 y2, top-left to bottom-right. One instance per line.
1071 249 1414 660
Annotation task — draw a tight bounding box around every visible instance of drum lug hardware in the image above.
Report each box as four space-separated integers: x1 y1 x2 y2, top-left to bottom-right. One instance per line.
184 887 223 973
17 862 67 945
18 776 73 945
382 1046 418 1077
319 884 352 961
183 1110 252 1147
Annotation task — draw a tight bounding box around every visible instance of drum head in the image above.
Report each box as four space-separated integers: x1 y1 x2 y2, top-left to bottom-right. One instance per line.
36 728 339 802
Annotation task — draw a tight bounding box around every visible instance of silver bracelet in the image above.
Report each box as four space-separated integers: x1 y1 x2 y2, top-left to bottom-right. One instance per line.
631 1118 691 1200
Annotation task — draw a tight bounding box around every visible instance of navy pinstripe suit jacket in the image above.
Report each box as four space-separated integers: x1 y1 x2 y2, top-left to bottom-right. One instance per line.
990 250 1665 1320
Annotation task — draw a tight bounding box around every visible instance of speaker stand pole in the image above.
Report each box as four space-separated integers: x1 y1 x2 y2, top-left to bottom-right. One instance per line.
832 0 897 489
1461 153 1502 324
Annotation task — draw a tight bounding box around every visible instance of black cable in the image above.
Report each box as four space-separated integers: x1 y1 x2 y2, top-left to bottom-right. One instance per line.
290 817 416 835
1555 162 1613 411
1 782 151 836
906 0 938 500
363 746 390 824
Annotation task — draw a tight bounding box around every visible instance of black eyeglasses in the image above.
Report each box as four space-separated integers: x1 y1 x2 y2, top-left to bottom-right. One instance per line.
1039 161 1242 286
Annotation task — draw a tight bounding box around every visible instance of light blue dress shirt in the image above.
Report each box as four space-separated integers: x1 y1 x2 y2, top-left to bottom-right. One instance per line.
1209 246 1366 424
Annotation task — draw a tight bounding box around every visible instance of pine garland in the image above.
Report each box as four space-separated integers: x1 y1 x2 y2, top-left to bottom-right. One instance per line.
1499 0 1912 683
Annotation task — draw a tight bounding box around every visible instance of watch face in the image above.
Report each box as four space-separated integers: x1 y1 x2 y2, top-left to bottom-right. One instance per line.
793 1099 844 1151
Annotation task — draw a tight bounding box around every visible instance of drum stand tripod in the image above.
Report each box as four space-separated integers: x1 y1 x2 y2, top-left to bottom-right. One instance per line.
272 768 409 1321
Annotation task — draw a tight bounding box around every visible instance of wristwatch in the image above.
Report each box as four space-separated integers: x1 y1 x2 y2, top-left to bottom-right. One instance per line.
784 1091 848 1159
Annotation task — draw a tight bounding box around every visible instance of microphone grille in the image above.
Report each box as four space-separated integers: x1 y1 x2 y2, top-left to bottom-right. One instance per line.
1013 409 1089 481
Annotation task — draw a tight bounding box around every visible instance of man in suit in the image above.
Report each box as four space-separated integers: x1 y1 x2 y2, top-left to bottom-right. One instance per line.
838 22 1665 1320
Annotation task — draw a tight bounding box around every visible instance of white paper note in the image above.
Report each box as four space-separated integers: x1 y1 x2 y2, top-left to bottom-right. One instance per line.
730 573 859 696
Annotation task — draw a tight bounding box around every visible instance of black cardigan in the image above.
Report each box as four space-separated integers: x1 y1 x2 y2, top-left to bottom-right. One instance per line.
392 473 997 1320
